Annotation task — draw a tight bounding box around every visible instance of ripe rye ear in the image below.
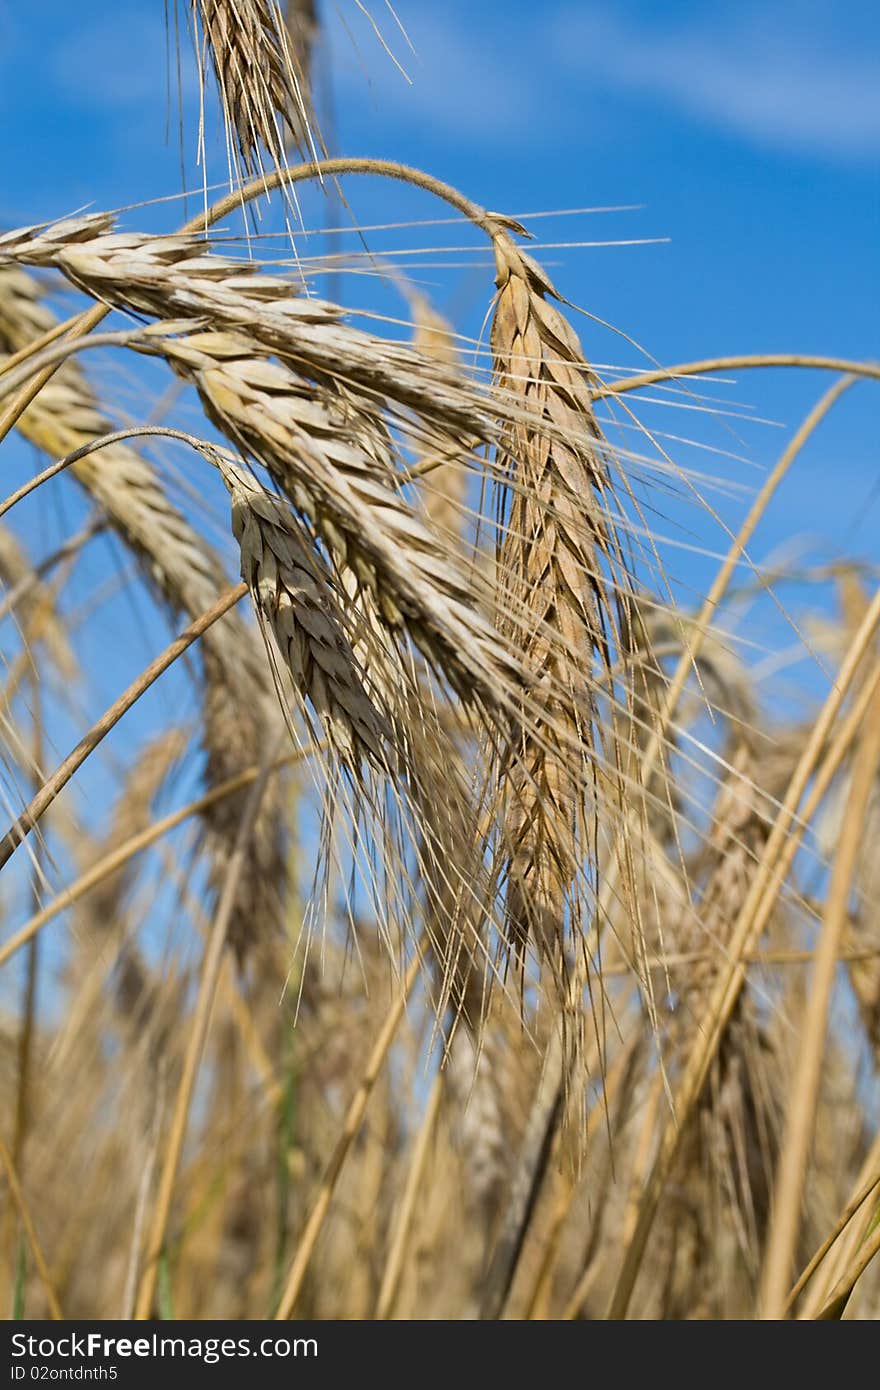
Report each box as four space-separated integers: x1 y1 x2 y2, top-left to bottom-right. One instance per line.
489 233 634 983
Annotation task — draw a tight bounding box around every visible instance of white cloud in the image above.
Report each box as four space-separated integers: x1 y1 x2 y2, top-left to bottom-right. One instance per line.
552 2 880 159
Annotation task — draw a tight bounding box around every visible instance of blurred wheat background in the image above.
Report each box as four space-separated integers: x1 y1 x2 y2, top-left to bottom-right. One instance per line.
0 1 878 1320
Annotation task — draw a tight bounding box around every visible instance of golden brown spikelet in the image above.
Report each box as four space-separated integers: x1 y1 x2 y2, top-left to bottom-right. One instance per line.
221 459 391 768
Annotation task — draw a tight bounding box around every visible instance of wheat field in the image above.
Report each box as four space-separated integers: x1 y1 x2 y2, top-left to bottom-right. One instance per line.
0 2 877 1322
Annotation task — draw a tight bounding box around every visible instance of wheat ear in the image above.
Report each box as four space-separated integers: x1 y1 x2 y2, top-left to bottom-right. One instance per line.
220 458 391 768
490 231 633 972
192 0 319 171
0 218 523 712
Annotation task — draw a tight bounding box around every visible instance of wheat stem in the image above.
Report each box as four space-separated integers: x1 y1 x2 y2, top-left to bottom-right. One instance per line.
592 355 880 399
133 741 279 1318
0 1135 63 1319
0 427 223 521
787 1132 880 1312
606 625 880 1318
760 685 880 1317
275 941 426 1320
813 1216 880 1320
375 1069 443 1319
0 584 246 872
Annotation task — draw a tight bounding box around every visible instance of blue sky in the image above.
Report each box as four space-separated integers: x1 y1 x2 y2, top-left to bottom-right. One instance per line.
0 0 877 872
0 0 875 531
